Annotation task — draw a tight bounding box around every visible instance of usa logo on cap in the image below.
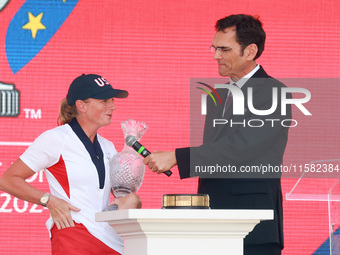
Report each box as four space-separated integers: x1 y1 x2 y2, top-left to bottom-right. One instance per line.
94 77 110 87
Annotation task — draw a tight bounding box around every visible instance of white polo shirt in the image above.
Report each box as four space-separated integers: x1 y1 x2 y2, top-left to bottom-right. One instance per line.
20 119 123 254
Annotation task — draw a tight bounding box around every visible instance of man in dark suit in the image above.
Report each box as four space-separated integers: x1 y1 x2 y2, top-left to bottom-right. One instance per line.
144 14 291 255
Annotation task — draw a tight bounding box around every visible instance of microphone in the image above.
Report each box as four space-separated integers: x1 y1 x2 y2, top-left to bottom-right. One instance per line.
125 135 172 177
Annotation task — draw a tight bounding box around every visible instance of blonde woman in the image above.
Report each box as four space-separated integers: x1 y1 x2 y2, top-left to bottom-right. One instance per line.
0 74 141 255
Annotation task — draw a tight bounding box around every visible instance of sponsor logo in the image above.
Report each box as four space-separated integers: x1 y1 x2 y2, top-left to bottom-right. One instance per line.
0 81 20 117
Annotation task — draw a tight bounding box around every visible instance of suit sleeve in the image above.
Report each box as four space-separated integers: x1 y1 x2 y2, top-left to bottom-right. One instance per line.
175 147 191 179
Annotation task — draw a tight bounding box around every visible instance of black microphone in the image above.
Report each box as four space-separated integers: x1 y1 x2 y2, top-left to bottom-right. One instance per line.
125 135 172 177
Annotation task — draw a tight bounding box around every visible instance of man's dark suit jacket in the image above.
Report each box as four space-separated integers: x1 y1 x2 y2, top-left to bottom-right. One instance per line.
175 66 291 248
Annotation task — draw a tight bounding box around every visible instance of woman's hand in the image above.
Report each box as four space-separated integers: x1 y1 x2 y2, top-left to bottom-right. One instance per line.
0 158 80 230
47 195 81 229
110 193 142 210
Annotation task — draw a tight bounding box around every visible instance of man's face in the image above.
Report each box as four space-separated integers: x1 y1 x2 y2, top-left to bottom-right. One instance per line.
212 27 250 80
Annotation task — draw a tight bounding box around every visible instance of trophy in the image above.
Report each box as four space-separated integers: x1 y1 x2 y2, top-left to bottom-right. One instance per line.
103 119 147 211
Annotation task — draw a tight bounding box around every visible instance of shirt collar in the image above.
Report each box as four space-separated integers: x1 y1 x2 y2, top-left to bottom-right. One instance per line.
68 118 106 189
230 64 260 89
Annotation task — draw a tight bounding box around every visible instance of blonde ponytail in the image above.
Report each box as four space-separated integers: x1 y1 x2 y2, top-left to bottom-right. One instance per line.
57 98 78 125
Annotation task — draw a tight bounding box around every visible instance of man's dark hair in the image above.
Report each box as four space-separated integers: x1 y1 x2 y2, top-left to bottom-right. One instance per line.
215 14 266 60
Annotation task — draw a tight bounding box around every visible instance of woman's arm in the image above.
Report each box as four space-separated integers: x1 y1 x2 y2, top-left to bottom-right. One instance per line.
0 159 80 229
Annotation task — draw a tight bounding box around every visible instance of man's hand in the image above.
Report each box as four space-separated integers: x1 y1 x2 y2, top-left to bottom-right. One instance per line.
143 151 177 174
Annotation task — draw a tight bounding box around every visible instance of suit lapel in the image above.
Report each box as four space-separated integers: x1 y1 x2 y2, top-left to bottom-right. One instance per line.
210 66 270 141
203 87 227 143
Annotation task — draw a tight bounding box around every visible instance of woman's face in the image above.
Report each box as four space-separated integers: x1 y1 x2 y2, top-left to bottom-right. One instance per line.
82 98 116 128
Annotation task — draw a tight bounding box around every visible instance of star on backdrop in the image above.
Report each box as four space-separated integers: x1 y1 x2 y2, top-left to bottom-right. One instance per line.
22 12 46 39
5 0 78 74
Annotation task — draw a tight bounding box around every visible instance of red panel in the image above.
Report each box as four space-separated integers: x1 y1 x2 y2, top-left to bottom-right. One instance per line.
47 155 70 198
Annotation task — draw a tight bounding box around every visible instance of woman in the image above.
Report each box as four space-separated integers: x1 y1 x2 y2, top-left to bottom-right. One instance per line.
0 74 141 255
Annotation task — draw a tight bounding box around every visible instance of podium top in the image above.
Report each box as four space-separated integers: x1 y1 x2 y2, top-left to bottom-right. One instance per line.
285 159 340 202
96 209 273 223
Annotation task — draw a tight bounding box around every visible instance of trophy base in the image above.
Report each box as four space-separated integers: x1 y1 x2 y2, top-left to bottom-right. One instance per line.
113 186 132 198
162 194 210 209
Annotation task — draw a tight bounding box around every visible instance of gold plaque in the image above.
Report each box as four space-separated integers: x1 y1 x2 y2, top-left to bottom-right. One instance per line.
162 194 210 209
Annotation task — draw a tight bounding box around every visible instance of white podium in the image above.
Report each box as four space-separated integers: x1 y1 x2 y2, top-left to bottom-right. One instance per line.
96 209 273 255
